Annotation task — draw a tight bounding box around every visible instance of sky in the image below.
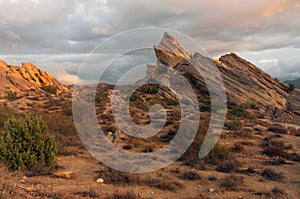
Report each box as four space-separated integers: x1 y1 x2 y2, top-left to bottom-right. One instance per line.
0 0 299 83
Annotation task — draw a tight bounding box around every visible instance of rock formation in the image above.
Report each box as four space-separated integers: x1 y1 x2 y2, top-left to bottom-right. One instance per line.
0 60 67 98
152 32 295 112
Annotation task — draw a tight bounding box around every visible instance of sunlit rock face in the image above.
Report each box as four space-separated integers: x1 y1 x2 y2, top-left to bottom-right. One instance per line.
152 32 293 112
0 60 67 97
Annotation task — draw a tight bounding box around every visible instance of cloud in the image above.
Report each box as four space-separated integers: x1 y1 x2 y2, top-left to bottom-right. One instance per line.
0 0 299 81
240 48 300 80
91 25 110 35
5 30 21 40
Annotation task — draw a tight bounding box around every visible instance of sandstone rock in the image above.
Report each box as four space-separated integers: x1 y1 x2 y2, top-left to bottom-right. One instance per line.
0 59 67 98
150 32 294 114
53 171 75 179
20 62 66 94
209 188 215 193
154 32 191 68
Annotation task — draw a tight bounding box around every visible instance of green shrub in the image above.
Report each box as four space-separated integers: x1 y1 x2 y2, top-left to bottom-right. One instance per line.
180 125 232 166
41 85 58 94
205 144 231 164
288 83 295 93
199 103 210 112
211 99 226 113
226 120 243 131
0 115 57 170
229 105 245 117
130 92 141 101
143 84 159 94
95 95 103 104
5 90 17 101
244 100 259 109
167 100 179 106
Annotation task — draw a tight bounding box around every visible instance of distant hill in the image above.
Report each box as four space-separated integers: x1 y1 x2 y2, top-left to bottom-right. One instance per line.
285 78 300 88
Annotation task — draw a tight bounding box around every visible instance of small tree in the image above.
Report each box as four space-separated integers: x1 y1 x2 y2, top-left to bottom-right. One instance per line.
41 85 58 95
288 83 296 93
0 115 57 170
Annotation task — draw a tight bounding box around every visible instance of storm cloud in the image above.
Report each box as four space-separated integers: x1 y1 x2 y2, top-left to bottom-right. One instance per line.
0 0 299 82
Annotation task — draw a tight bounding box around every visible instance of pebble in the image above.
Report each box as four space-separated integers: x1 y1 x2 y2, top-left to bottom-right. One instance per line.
96 178 104 183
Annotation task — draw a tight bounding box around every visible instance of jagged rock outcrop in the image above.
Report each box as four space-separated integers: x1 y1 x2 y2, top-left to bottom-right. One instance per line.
154 32 192 68
0 60 67 98
215 53 289 109
152 32 295 112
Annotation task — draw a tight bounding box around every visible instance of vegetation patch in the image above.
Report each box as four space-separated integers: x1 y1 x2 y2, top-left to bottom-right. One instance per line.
261 169 283 181
226 120 243 131
5 90 18 101
41 85 58 94
0 115 57 171
220 174 243 191
179 171 201 181
216 159 239 173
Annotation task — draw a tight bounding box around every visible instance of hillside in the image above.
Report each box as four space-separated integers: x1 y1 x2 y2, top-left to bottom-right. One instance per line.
0 33 299 198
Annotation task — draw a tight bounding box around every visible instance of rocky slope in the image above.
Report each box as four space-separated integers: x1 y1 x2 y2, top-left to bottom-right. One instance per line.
0 60 67 98
153 32 297 114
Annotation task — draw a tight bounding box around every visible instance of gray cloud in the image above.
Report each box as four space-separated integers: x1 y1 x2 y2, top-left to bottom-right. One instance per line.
0 0 299 82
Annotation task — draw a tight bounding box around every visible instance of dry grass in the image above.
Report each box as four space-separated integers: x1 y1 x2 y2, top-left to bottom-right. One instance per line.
96 168 184 191
179 171 201 181
105 190 141 199
0 166 21 198
220 174 243 191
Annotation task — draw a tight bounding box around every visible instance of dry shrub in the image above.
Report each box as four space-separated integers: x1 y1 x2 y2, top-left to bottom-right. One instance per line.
105 190 140 199
76 188 99 198
226 120 243 131
232 142 244 153
216 159 239 173
268 124 288 134
261 169 283 181
179 171 201 181
263 138 300 162
208 176 217 181
142 177 183 191
141 142 157 153
263 140 288 158
288 127 300 136
271 187 285 195
25 163 52 177
96 168 183 191
220 174 243 191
